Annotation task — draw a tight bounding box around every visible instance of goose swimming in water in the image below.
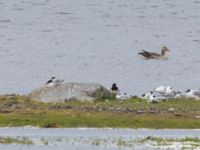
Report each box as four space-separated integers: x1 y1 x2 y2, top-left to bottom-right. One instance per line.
138 46 170 60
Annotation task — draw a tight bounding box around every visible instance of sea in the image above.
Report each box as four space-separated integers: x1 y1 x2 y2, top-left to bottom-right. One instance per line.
0 0 200 95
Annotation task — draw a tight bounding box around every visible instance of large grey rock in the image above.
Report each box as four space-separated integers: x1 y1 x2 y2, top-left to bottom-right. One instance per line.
29 83 112 102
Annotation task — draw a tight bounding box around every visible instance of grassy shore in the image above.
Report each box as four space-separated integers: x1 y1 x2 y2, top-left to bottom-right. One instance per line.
0 95 200 128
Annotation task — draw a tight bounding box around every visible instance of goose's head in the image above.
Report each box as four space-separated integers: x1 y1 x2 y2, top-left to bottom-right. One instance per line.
51 77 55 79
161 47 170 57
162 46 170 52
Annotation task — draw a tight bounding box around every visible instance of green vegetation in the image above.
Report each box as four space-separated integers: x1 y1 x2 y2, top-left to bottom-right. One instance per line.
0 136 33 145
0 95 200 128
136 136 200 143
0 135 199 149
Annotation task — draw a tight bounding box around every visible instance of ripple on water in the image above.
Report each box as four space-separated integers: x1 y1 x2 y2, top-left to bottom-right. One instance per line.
0 0 200 95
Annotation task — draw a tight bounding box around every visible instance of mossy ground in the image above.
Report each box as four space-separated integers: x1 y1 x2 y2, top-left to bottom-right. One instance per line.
0 95 200 128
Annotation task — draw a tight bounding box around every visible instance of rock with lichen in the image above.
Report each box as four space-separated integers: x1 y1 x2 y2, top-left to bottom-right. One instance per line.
29 83 112 102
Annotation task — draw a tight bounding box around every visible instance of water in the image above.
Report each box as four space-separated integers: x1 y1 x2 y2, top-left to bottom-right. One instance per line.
0 128 200 150
0 0 200 95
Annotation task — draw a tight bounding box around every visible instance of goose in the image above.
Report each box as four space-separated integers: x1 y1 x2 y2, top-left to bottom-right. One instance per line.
138 46 170 60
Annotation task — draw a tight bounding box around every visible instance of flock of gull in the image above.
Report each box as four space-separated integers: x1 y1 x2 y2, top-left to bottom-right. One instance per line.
112 84 200 102
140 86 200 102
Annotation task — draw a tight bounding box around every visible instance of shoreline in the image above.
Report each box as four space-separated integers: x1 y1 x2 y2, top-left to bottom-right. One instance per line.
0 95 200 129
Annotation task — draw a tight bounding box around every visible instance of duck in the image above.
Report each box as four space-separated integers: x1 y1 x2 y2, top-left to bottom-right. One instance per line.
184 89 200 100
138 46 170 60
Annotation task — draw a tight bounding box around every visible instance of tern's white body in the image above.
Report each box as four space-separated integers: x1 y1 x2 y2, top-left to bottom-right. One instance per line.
116 93 130 100
184 89 200 99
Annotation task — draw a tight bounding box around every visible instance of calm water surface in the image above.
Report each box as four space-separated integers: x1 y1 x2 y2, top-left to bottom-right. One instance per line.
0 0 200 95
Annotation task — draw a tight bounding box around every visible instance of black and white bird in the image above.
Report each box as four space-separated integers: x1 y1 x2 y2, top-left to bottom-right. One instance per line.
154 85 176 97
174 91 182 99
149 94 167 102
45 77 64 87
45 77 55 86
111 83 119 93
141 91 153 99
116 93 130 100
154 85 167 94
165 86 176 98
184 89 200 100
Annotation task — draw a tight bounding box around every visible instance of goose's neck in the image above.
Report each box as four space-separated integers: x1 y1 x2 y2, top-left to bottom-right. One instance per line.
161 50 166 56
